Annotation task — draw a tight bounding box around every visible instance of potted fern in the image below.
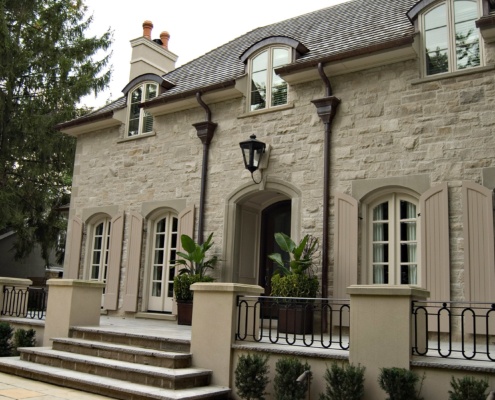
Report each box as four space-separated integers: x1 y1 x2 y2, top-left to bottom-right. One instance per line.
173 233 217 325
268 233 319 334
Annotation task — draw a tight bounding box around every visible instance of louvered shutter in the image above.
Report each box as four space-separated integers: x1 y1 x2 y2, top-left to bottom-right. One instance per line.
123 212 143 312
177 205 195 253
103 212 124 310
420 183 450 301
333 192 358 299
65 216 83 279
462 181 495 302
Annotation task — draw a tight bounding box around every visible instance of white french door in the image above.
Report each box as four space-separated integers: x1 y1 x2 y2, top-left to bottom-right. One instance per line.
148 213 178 312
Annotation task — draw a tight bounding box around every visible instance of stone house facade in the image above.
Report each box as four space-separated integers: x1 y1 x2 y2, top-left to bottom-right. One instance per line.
57 0 495 317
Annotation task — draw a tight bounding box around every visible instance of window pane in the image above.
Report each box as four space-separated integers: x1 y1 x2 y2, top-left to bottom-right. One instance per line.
143 112 153 133
373 223 389 241
454 0 480 70
272 48 289 68
400 221 417 241
156 218 166 233
153 265 163 281
373 202 388 221
131 88 142 104
252 51 268 72
425 4 449 75
401 265 417 285
154 250 164 265
373 244 388 262
373 265 388 284
146 84 157 100
271 76 287 106
91 265 100 280
152 282 161 297
400 243 417 263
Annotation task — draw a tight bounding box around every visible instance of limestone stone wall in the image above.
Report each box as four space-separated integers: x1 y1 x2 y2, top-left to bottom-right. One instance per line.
68 40 495 311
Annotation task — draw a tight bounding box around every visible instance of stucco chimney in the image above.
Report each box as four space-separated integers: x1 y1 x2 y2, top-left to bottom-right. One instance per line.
160 31 170 50
142 20 153 40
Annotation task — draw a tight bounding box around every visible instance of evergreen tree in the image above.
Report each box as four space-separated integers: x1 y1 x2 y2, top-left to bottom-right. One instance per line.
0 0 112 266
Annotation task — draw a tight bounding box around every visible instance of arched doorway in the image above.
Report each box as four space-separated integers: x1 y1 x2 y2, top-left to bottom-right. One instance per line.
223 179 301 291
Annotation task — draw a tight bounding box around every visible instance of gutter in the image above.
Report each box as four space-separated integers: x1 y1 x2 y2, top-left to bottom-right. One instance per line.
55 110 115 130
275 36 415 75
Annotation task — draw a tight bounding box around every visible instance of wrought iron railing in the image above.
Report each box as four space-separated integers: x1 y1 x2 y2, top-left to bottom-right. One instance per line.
1 286 47 320
236 296 350 350
412 301 495 362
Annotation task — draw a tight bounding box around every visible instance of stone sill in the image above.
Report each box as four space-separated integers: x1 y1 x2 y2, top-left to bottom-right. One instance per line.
237 102 294 119
117 131 156 143
411 64 495 85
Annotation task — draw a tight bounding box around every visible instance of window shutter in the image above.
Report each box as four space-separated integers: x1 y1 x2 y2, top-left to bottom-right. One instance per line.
123 212 143 312
420 183 450 301
103 212 125 310
462 181 495 302
333 192 358 299
65 216 83 279
177 205 195 253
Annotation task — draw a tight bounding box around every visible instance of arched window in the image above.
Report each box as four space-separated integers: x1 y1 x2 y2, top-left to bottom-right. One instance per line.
127 82 158 136
422 0 481 76
88 218 111 285
368 193 419 285
249 46 290 111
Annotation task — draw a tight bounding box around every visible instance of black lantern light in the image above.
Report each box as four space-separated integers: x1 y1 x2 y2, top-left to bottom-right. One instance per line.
239 134 266 183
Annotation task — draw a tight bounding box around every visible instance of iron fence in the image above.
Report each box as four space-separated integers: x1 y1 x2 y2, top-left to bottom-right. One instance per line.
1 286 47 319
236 296 350 350
412 301 495 362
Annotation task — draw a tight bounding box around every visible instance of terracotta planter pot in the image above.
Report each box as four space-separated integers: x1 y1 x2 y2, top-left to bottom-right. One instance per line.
278 304 314 335
177 301 193 326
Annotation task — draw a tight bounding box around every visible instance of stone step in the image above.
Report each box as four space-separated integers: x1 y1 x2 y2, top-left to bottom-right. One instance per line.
19 347 209 390
52 337 191 368
0 357 230 400
69 327 190 353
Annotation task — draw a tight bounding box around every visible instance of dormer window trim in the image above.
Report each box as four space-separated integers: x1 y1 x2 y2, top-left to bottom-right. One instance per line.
408 0 484 77
240 36 309 63
126 81 159 137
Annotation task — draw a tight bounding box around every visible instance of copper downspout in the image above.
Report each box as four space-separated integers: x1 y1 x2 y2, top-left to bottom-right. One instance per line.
311 63 341 301
193 92 217 244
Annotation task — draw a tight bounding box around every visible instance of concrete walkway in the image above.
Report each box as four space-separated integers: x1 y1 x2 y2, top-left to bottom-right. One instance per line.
0 372 114 399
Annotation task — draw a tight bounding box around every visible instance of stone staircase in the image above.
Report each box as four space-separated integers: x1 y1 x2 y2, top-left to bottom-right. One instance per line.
0 327 230 399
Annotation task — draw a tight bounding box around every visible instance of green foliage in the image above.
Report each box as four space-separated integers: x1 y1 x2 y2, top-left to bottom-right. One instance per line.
319 363 365 400
12 328 36 356
269 233 319 298
0 322 13 357
235 353 270 400
173 273 214 302
378 368 424 400
448 376 489 400
271 273 319 298
274 357 311 400
268 233 318 276
174 233 218 278
0 0 112 266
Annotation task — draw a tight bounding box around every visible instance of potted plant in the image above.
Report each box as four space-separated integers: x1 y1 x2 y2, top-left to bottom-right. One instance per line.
173 233 217 325
268 233 319 334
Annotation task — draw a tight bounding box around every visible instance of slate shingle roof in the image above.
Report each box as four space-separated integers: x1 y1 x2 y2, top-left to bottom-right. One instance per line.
62 0 418 126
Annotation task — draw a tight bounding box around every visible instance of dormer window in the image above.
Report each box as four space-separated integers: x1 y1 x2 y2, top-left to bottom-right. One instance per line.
249 46 290 111
128 83 158 136
422 0 481 76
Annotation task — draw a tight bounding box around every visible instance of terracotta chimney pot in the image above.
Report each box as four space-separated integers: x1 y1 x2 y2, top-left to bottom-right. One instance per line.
160 31 170 49
142 20 153 40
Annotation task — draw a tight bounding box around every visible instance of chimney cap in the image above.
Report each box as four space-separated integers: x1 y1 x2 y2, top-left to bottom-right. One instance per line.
142 20 153 40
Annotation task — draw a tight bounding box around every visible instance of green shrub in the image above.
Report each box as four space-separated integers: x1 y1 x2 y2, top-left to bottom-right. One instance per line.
378 367 424 400
235 353 270 400
319 363 365 400
448 376 489 400
12 328 36 356
274 357 311 400
0 322 13 356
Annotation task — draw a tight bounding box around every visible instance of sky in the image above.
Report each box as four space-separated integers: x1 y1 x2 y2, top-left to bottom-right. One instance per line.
80 0 351 108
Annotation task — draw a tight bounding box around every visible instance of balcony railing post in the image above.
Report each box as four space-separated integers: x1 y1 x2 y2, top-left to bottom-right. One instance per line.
348 285 430 400
0 278 32 317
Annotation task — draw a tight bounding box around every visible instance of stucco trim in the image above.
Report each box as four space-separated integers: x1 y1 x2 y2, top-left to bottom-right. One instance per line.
351 174 431 201
141 199 187 218
82 206 120 223
482 167 495 189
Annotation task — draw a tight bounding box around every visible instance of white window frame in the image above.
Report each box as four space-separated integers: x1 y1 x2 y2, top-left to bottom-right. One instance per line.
364 191 421 286
247 45 291 112
146 210 179 312
87 217 112 285
420 0 483 77
127 82 158 137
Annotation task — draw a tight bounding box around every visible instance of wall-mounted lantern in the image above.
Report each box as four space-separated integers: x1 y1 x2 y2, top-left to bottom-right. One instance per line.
239 134 266 183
